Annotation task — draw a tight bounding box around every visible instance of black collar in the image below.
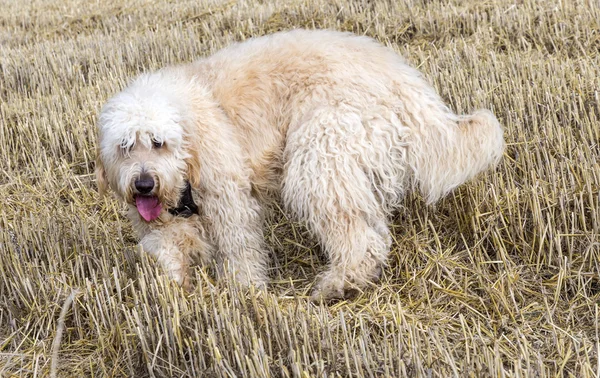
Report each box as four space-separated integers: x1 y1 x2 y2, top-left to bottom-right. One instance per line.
168 181 199 218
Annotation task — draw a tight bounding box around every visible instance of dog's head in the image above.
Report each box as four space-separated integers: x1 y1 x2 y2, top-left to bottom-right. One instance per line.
96 72 201 222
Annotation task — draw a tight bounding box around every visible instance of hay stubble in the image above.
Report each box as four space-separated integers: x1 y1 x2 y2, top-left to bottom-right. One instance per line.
1 0 599 376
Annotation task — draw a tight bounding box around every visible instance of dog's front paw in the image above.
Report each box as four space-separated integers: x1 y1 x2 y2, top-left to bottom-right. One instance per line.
171 269 192 291
235 269 269 291
310 271 360 303
216 260 269 291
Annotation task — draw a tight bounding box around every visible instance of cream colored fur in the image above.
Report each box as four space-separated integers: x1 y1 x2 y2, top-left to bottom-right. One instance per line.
96 29 505 300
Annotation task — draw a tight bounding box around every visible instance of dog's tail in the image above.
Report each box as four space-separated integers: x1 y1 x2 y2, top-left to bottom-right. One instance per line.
411 109 505 204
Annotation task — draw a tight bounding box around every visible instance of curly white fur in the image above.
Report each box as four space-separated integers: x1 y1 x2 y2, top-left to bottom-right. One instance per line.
96 29 504 300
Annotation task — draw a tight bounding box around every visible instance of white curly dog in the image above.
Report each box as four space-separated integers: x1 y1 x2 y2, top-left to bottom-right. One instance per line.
96 29 504 300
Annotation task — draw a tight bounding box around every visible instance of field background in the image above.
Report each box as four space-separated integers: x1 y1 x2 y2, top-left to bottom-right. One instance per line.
1 0 599 376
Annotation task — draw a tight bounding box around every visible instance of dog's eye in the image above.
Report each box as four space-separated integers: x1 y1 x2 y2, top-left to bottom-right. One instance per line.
152 139 164 149
120 142 134 155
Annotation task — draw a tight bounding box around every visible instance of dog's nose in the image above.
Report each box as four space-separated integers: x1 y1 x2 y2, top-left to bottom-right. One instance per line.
135 175 155 194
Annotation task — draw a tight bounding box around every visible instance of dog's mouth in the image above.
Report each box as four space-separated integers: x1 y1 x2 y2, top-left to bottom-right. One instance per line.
135 195 162 222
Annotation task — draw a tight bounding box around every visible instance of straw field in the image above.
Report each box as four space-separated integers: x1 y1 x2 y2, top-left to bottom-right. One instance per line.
1 0 599 376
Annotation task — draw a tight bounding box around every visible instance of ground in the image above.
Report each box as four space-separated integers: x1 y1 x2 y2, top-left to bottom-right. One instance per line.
0 0 599 377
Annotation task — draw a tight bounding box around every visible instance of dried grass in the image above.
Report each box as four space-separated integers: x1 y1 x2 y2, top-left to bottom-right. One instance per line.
1 0 599 376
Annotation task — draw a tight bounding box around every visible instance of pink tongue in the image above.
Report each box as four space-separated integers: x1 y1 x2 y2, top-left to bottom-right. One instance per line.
135 196 162 221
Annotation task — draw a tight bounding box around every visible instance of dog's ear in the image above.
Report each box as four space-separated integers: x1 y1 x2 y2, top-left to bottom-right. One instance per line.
95 152 109 195
186 146 202 188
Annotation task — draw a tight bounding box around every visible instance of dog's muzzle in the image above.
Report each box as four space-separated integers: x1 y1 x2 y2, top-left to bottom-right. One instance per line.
134 173 155 194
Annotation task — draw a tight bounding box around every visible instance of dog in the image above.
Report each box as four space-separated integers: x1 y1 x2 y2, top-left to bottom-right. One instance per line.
96 29 504 300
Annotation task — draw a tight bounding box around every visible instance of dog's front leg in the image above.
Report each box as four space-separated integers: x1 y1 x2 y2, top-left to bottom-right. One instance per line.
139 229 191 289
134 215 212 290
201 178 269 288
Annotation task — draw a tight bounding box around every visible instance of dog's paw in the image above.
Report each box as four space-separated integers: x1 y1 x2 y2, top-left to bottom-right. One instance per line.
216 262 269 291
310 271 360 303
180 273 192 292
168 268 192 291
310 263 384 303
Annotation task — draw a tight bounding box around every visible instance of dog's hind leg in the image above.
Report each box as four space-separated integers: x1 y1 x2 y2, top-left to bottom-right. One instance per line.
282 107 393 301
